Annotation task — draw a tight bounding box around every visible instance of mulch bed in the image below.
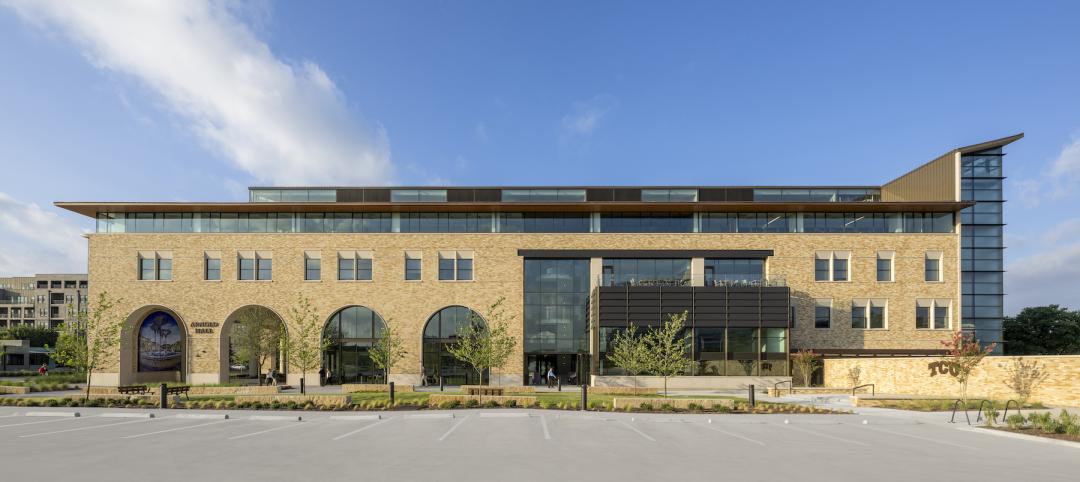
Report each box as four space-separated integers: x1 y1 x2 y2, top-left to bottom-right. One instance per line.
989 427 1080 443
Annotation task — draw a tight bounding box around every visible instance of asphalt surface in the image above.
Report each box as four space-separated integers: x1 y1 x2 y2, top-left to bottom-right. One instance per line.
0 406 1077 481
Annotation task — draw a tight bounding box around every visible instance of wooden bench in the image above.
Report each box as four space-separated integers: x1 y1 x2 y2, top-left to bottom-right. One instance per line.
464 386 505 396
117 385 149 395
165 386 191 399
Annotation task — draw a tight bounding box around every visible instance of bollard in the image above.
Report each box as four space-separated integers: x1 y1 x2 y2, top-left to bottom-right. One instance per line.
389 382 396 405
749 384 756 408
300 378 306 395
580 383 588 411
558 377 562 392
159 383 168 409
440 376 445 392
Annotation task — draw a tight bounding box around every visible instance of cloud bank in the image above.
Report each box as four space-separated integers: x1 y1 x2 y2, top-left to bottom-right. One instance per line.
0 193 87 276
3 0 394 186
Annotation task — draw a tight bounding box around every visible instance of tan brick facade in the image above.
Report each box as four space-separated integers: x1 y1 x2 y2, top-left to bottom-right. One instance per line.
86 231 959 386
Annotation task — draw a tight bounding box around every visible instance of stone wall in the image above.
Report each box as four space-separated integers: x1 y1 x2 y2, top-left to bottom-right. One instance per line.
593 375 789 390
85 231 960 386
611 397 735 410
823 355 1080 407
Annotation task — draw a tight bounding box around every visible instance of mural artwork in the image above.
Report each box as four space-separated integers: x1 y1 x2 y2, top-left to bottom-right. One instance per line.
138 311 183 372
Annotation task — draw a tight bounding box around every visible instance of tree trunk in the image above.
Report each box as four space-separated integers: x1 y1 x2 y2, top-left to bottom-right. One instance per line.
664 376 668 397
84 369 92 401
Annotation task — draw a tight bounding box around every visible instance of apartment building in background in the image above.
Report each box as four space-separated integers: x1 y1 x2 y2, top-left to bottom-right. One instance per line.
0 274 88 330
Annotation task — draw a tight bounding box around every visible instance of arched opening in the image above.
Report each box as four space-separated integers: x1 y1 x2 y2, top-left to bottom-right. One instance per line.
132 309 186 384
222 306 287 386
422 306 486 386
322 306 387 385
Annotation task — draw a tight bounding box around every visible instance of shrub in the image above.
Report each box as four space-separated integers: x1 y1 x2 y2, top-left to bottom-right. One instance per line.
505 399 518 408
482 400 499 408
465 399 480 408
539 401 553 410
982 406 999 426
638 402 654 411
270 401 282 410
687 402 702 411
660 403 675 412
1066 424 1080 437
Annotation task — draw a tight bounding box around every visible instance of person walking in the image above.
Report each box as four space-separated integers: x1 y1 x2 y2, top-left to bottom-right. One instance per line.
546 367 556 388
266 367 276 386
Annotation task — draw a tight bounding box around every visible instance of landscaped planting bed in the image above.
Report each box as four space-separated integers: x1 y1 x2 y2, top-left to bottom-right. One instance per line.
995 410 1080 443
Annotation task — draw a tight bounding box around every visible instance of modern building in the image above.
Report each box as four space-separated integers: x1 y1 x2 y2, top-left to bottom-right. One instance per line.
55 134 1020 388
0 274 89 330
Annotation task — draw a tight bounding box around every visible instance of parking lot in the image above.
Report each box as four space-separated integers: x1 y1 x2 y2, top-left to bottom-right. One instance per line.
1 406 1077 481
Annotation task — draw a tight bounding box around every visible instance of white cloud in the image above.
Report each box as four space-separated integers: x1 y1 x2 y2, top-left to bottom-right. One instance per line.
560 94 619 140
0 193 88 276
1010 134 1080 206
1005 217 1080 314
3 0 394 186
1048 135 1080 194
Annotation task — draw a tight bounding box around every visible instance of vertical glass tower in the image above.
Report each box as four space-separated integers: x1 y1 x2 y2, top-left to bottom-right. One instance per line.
959 147 1006 351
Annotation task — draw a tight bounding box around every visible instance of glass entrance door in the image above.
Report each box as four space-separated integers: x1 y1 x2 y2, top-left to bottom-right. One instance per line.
525 354 587 386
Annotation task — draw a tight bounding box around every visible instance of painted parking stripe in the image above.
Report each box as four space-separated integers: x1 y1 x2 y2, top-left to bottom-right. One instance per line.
700 424 766 446
122 420 228 439
0 417 79 429
20 418 152 438
781 423 869 446
539 414 551 441
437 415 470 442
617 420 656 442
26 411 80 417
864 425 976 450
479 412 530 418
332 417 395 441
228 421 306 440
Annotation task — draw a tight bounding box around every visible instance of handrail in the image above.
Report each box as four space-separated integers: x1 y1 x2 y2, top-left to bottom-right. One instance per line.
1001 399 1020 423
976 400 994 423
774 380 792 395
852 384 875 396
949 399 971 425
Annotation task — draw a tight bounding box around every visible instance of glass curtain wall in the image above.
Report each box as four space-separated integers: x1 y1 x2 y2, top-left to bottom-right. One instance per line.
599 326 788 376
523 259 590 385
960 148 1006 351
422 306 486 385
601 258 691 286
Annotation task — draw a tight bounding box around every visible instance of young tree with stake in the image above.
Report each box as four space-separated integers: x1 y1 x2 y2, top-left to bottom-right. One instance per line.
607 324 648 388
53 292 124 400
643 311 692 396
369 319 407 388
446 298 517 386
286 293 330 394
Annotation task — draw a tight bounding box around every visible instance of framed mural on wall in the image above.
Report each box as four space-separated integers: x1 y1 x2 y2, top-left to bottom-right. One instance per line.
138 311 182 372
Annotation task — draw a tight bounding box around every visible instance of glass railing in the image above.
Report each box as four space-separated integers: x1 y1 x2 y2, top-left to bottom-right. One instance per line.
596 274 787 288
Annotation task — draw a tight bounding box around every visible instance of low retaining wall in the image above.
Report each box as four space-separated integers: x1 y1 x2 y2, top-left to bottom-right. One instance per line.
0 385 31 395
427 394 537 407
87 385 281 396
234 394 352 407
823 355 1080 407
342 384 415 393
611 397 735 410
461 385 536 393
766 387 860 397
589 387 659 395
592 375 790 390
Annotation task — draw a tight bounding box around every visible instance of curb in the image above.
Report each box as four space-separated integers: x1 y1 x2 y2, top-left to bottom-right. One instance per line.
956 426 1080 449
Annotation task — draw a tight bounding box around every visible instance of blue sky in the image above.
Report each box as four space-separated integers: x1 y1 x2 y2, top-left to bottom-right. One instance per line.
0 1 1078 313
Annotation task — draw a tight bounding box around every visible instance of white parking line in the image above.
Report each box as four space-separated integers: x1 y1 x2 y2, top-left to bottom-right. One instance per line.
700 424 766 446
20 418 151 438
781 423 869 446
228 422 305 440
438 415 470 442
332 417 394 441
25 411 79 417
0 417 78 429
479 412 530 418
618 420 656 442
123 420 227 439
539 414 551 441
865 425 976 450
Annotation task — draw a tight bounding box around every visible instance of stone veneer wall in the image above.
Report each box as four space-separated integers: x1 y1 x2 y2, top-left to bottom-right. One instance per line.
823 355 1080 407
85 231 959 386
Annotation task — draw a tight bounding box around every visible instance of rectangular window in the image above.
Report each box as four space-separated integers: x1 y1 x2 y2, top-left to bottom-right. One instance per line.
204 253 221 281
405 252 422 281
876 252 893 282
814 300 831 329
238 252 272 281
815 251 850 282
853 299 887 329
338 257 355 281
869 300 886 329
851 300 867 329
304 252 321 281
337 251 373 281
138 252 171 281
925 252 942 282
438 251 474 281
917 299 951 329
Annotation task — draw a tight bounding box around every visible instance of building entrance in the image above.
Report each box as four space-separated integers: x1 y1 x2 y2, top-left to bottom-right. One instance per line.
525 354 587 386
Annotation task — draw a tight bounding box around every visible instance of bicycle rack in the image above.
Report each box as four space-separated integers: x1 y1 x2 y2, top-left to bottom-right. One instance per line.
949 399 971 425
851 384 875 396
1001 399 1020 423
774 380 792 395
975 400 995 423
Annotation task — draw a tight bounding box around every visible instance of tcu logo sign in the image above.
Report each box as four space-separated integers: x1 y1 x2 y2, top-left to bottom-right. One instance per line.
927 361 959 377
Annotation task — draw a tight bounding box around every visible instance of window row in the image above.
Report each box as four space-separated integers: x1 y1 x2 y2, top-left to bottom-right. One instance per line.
815 251 943 282
139 250 475 282
97 211 956 234
808 299 951 330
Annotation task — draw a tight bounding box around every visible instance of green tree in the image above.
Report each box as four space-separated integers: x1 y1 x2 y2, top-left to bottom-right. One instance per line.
446 298 518 386
230 306 284 381
1003 305 1080 355
606 324 648 388
52 293 124 400
0 325 59 348
1003 357 1050 405
643 311 692 396
791 349 819 387
286 293 330 394
369 319 407 386
940 331 996 403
